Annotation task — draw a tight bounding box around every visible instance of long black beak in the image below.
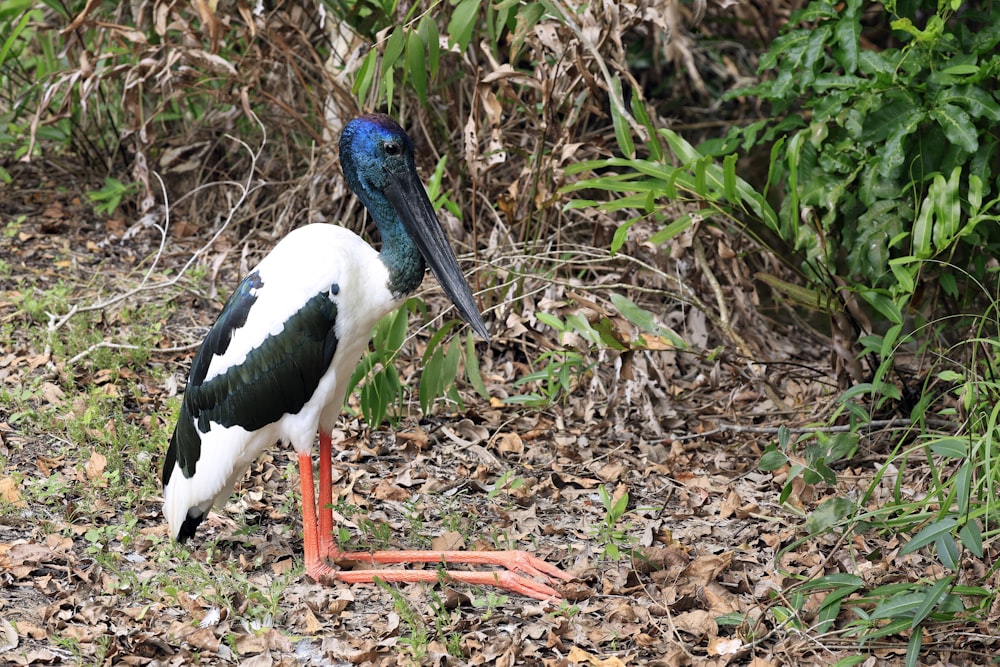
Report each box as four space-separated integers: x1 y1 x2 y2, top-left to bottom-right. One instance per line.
385 168 490 341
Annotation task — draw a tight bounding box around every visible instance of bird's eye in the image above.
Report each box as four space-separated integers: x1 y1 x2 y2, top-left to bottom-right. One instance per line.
385 141 401 156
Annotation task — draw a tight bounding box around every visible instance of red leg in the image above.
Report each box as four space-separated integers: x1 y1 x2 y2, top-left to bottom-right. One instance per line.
298 451 336 581
317 432 336 559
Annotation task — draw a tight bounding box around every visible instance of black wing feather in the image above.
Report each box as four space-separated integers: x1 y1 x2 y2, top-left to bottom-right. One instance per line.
163 274 340 487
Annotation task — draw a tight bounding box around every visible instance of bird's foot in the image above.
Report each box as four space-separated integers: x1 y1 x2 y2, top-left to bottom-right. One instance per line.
324 548 572 601
327 566 563 601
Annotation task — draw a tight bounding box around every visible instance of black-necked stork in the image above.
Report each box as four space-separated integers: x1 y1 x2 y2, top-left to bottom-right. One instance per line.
162 114 569 600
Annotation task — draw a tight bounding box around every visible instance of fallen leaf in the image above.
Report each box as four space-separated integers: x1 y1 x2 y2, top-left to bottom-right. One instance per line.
293 605 322 634
27 353 50 371
9 648 58 665
238 653 273 667
13 621 45 640
371 478 408 501
708 636 743 656
0 617 17 652
672 609 717 639
0 477 25 507
186 627 220 652
84 450 107 482
494 432 523 455
430 531 465 551
565 645 628 667
40 382 64 405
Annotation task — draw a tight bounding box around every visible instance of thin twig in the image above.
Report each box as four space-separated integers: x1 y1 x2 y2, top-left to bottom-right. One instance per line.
50 116 268 367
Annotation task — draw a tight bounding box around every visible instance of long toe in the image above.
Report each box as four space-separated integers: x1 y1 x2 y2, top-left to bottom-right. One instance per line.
498 550 573 582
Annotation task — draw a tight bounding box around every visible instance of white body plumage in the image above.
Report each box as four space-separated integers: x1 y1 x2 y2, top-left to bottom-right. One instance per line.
163 223 399 540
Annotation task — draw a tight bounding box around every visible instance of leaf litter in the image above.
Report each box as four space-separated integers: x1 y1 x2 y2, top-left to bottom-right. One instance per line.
0 169 993 666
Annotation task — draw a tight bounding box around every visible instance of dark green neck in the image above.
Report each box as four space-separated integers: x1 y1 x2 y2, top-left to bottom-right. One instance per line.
374 206 426 298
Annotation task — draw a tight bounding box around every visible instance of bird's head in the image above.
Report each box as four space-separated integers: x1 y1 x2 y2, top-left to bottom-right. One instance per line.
339 114 489 340
339 113 416 201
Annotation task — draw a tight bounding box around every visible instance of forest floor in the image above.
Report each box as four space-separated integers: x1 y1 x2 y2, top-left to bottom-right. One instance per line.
1 168 994 667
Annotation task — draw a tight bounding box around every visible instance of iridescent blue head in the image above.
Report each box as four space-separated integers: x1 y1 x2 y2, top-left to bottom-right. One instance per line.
339 114 489 340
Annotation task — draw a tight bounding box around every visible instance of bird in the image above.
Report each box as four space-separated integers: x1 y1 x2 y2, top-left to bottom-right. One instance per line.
161 113 570 600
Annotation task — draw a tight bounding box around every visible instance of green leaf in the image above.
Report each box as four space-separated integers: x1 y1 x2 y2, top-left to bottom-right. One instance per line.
722 153 738 202
564 313 601 346
647 213 700 247
610 77 635 158
511 2 544 60
906 630 922 667
631 87 663 161
536 312 566 332
911 576 951 629
595 318 628 351
954 459 971 515
382 26 405 73
968 174 983 214
805 496 855 534
611 490 629 518
935 84 1000 121
610 218 636 254
758 447 788 471
834 12 860 72
871 592 924 620
880 108 925 177
353 48 379 105
447 0 480 51
420 14 440 79
609 293 686 347
899 517 958 557
858 289 902 325
933 166 962 251
930 104 978 153
831 657 868 667
419 320 462 413
888 257 916 294
465 332 489 399
406 30 427 104
935 534 959 570
0 11 31 70
928 437 966 458
959 520 983 558
912 191 934 259
939 64 979 75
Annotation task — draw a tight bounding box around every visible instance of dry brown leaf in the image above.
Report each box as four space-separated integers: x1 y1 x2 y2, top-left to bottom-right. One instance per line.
430 530 465 551
27 353 50 371
708 635 743 656
320 636 377 663
185 626 220 652
494 431 524 455
672 609 717 639
564 645 628 667
370 478 408 502
40 382 64 405
596 461 627 482
293 605 322 635
238 653 273 667
8 647 58 665
719 488 740 519
684 553 733 586
84 450 107 482
0 617 17 652
13 620 46 640
0 477 25 507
